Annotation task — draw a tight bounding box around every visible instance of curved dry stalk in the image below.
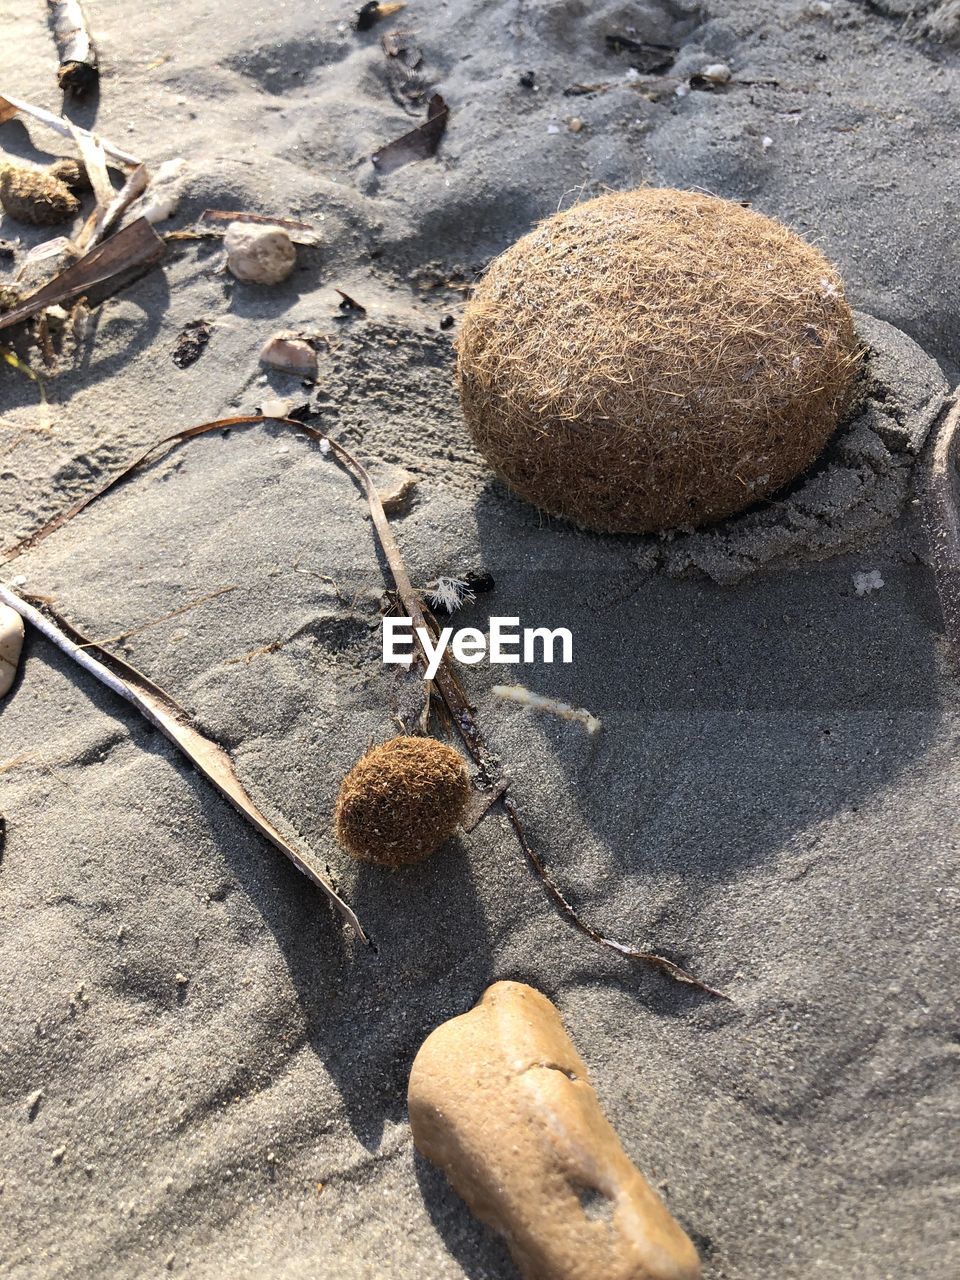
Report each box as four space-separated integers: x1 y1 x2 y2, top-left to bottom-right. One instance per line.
0 584 366 942
3 413 725 996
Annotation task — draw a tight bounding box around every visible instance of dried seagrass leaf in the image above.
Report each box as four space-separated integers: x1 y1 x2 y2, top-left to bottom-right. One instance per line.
197 209 321 247
0 217 164 334
0 584 367 942
922 393 960 665
372 93 448 175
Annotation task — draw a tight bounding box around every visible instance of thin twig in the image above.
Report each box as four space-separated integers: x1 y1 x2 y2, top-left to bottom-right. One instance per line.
83 584 237 648
2 415 724 995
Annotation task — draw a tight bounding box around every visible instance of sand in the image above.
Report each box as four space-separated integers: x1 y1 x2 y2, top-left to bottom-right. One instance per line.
1 2 959 1277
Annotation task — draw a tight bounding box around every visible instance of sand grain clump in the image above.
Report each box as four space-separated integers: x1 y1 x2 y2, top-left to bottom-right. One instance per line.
457 187 860 533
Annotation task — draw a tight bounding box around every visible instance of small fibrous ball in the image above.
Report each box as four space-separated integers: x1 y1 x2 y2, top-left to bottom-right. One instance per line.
335 736 470 867
224 221 297 285
48 158 91 193
457 187 860 534
0 165 80 227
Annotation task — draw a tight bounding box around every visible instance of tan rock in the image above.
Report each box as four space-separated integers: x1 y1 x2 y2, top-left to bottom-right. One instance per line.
408 981 701 1280
375 464 419 514
259 331 317 378
0 604 24 698
224 222 297 285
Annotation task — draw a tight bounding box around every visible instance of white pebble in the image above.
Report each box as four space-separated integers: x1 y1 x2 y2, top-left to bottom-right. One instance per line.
853 570 884 596
224 222 297 285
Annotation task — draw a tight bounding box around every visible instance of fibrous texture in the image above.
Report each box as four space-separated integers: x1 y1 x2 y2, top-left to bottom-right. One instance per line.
48 157 92 193
334 735 470 867
0 164 80 226
457 187 860 534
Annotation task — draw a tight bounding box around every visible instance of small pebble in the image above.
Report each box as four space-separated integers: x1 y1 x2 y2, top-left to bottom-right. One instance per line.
853 569 884 596
224 222 297 285
567 117 584 133
377 466 419 514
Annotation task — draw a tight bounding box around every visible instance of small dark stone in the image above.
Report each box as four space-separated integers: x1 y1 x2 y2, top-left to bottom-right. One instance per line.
353 1 381 32
439 314 455 330
519 70 536 89
464 569 495 595
171 320 212 369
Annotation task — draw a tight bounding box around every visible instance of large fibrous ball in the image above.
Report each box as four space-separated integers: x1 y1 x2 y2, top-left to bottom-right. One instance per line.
457 188 860 534
334 736 470 868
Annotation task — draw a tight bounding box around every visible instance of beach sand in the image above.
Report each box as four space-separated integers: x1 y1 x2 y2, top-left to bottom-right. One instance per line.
1 2 959 1277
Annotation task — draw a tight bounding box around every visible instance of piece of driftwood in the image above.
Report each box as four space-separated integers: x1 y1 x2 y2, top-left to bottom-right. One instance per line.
0 217 164 334
0 93 140 167
1 415 724 995
48 0 99 96
0 584 367 939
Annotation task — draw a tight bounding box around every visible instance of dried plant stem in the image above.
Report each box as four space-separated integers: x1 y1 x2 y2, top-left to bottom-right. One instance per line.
84 584 237 648
0 582 366 941
3 414 723 995
48 0 99 95
922 392 960 664
0 93 138 167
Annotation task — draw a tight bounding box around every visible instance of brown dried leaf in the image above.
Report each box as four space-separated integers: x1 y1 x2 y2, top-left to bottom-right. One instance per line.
372 93 448 175
0 217 164 333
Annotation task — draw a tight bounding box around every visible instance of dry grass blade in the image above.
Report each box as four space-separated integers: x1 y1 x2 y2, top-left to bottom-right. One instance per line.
0 93 139 166
0 584 367 942
0 217 164 333
90 164 150 246
2 414 724 996
67 121 117 251
197 210 321 246
922 392 960 665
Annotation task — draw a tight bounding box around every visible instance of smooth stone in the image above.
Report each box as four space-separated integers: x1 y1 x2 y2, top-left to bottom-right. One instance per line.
224 222 297 285
408 981 701 1280
0 604 25 697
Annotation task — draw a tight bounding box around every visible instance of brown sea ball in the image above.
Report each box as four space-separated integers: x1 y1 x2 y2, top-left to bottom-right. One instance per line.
0 165 80 227
48 158 92 193
456 187 860 534
334 736 470 868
